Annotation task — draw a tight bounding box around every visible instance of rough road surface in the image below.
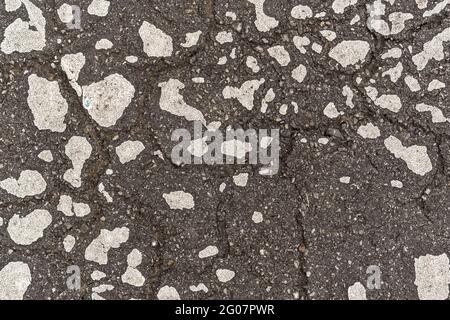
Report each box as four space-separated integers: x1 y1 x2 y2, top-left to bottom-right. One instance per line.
1 0 450 300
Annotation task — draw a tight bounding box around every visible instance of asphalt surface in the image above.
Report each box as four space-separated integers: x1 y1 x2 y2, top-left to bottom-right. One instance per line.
1 0 450 300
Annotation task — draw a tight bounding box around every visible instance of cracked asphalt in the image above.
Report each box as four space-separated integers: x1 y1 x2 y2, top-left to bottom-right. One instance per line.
1 0 450 300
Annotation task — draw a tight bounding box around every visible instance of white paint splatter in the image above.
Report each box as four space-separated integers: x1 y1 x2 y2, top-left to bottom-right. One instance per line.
199 245 219 259
27 74 68 132
139 21 173 57
329 40 370 67
216 269 235 283
7 209 52 245
57 195 91 217
384 136 432 176
223 79 265 111
0 262 31 300
246 0 279 32
0 170 46 198
63 136 92 188
414 253 450 300
85 227 130 265
116 140 145 164
163 191 195 210
82 74 135 127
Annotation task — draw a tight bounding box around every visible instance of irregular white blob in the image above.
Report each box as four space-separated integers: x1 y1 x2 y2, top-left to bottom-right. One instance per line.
384 136 432 176
1 0 46 54
225 11 237 21
404 75 421 92
423 0 448 17
329 40 370 67
95 39 113 50
218 56 228 65
416 0 428 9
320 30 336 41
261 88 275 113
38 150 53 163
158 79 206 124
428 79 445 91
163 191 195 210
63 235 76 253
323 102 343 119
27 74 68 132
216 269 235 283
342 85 354 108
199 245 219 259
57 195 91 217
82 74 135 127
279 104 288 115
348 282 367 300
7 209 52 245
381 47 402 59
267 46 290 66
246 56 260 73
0 170 46 198
374 94 402 113
190 283 208 293
293 36 310 54
416 103 449 123
414 253 450 300
187 137 208 158
87 0 110 17
115 140 145 164
365 86 378 101
221 140 252 159
389 12 414 35
291 5 313 20
0 218 3 226
222 79 265 110
252 211 263 223
219 182 226 193
233 173 249 187
216 31 233 44
357 123 380 139
332 0 357 14
91 284 114 300
350 15 360 25
0 262 31 300
318 137 329 145
157 286 180 300
91 270 106 281
391 180 403 188
121 249 145 287
412 27 450 70
85 227 130 265
382 62 403 83
5 0 22 12
57 3 74 23
98 183 113 203
311 43 323 54
181 31 202 48
246 0 279 32
340 176 351 184
63 136 92 188
61 53 86 96
125 56 138 64
291 64 307 83
139 21 173 57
